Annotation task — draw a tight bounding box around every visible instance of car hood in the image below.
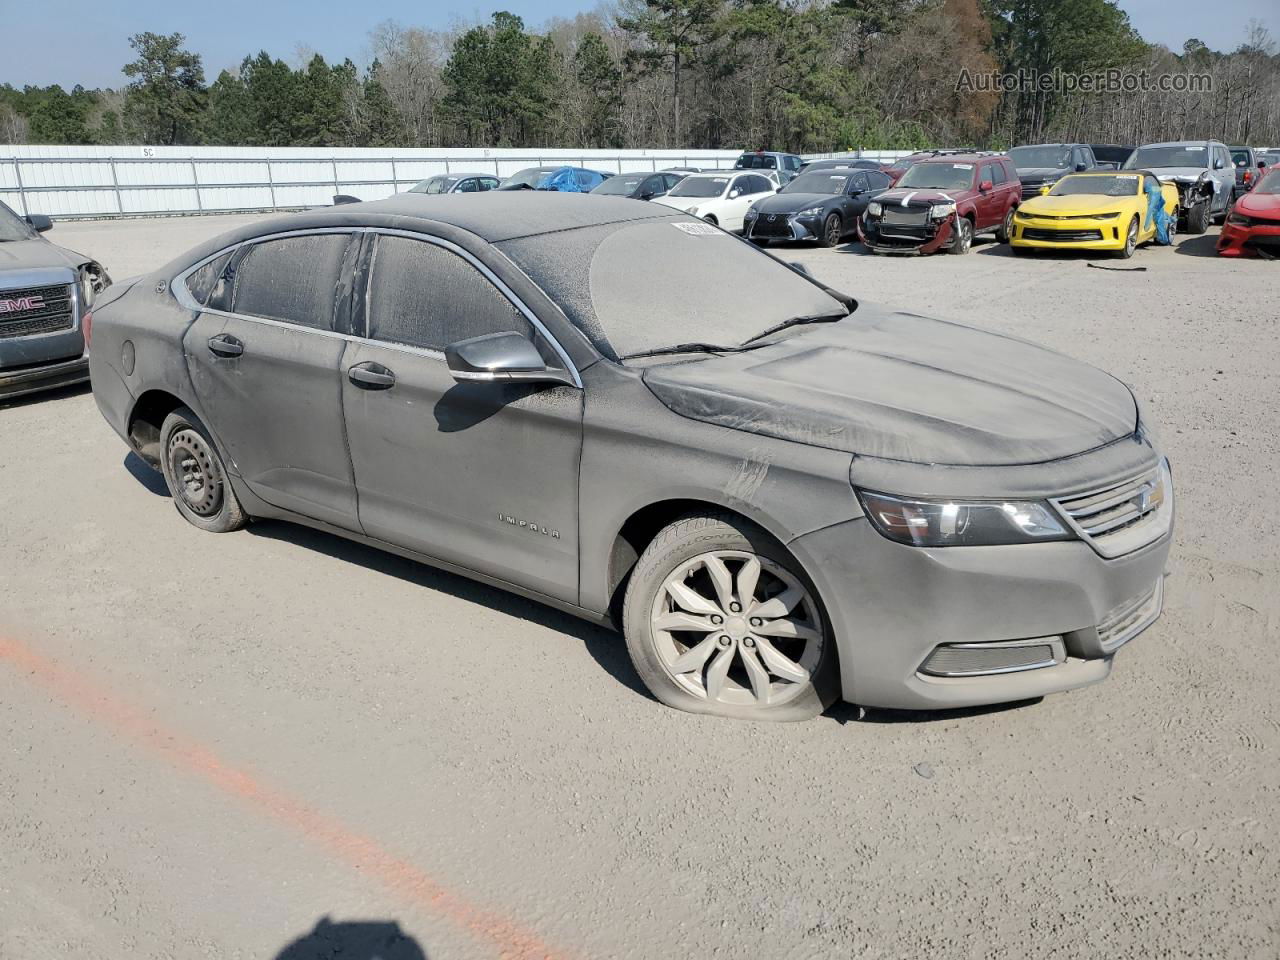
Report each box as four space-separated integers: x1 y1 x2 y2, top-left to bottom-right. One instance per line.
641 306 1137 467
1235 191 1280 217
751 193 833 214
0 238 86 288
1140 166 1210 182
1017 168 1070 182
874 187 967 205
1019 194 1131 214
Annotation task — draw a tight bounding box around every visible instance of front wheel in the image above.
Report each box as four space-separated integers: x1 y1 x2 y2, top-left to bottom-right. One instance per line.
1117 215 1139 259
622 513 838 721
948 216 974 254
1185 200 1210 234
159 406 247 533
818 213 842 248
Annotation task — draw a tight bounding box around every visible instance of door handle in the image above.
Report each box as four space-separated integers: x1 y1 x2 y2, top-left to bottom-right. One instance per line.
348 361 396 390
208 334 244 358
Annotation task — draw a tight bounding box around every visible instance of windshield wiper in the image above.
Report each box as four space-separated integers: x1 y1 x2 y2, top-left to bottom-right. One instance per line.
741 312 845 346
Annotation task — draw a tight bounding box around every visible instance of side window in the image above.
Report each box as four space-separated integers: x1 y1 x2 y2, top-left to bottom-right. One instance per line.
785 156 801 171
849 173 869 193
575 170 595 189
185 251 233 306
459 178 478 193
228 233 351 330
866 170 890 190
980 163 999 185
754 174 774 193
366 235 531 353
480 177 499 191
644 176 665 195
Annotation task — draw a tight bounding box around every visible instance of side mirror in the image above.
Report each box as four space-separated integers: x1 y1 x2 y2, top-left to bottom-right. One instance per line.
1039 185 1051 196
979 179 993 192
26 214 52 233
444 331 575 387
728 189 741 199
1213 158 1225 170
639 191 655 201
1075 162 1088 172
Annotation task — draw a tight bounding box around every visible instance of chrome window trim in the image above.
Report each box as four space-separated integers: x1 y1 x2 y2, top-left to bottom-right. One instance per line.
171 225 583 389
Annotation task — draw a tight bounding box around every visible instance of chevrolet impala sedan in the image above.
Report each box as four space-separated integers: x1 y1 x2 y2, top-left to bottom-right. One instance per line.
89 193 1173 720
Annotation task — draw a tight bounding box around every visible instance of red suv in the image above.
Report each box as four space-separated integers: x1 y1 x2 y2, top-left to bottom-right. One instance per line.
858 153 1021 255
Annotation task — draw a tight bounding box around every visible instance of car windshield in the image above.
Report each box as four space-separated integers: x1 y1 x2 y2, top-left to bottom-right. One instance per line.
501 167 557 189
496 216 847 361
0 202 33 241
1125 146 1208 168
895 163 974 190
1255 169 1280 194
592 176 646 196
1049 174 1139 197
735 155 777 169
408 176 459 195
668 176 730 198
1009 146 1073 169
781 172 850 195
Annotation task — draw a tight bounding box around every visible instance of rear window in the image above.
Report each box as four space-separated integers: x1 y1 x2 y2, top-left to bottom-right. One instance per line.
227 233 351 330
497 218 846 361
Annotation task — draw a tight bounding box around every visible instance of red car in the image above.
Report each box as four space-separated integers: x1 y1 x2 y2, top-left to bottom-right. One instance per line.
859 153 1021 255
883 149 982 184
1218 167 1280 257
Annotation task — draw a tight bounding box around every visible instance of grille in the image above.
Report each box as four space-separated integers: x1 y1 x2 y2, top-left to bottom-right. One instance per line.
752 214 795 238
881 207 930 226
1021 227 1103 243
1021 182 1046 200
0 283 74 339
1096 580 1162 653
1053 464 1172 558
920 639 1063 678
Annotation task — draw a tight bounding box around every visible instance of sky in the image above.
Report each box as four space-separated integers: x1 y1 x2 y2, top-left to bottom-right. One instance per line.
1 0 1277 90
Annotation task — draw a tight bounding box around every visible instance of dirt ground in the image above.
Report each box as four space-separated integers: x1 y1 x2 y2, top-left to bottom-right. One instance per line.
2 212 1278 960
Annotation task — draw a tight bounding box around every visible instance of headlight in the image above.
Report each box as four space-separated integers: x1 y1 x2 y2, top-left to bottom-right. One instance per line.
857 490 1071 547
1227 212 1252 226
797 206 824 217
866 201 882 217
80 269 97 310
744 209 758 221
930 202 956 220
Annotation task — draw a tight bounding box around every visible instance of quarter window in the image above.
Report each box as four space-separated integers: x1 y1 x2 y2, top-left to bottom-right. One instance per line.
185 251 233 306
366 235 530 352
226 233 351 330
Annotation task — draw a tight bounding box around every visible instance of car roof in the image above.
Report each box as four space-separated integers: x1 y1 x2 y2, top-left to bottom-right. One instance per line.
916 153 1003 164
1137 140 1220 148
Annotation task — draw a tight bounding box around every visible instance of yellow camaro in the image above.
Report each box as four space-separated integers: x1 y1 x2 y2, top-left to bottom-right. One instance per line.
1010 171 1179 258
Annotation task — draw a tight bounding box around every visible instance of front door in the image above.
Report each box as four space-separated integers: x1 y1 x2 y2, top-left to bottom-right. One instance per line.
184 231 360 530
341 232 584 603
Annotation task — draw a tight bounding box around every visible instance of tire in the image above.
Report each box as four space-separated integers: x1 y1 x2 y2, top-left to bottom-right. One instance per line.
948 216 974 254
622 512 839 721
702 214 718 226
1186 200 1210 234
159 406 247 533
1117 216 1139 259
996 207 1015 244
818 212 842 248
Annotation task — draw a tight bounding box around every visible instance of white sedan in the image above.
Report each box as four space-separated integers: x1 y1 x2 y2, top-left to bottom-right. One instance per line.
654 171 779 232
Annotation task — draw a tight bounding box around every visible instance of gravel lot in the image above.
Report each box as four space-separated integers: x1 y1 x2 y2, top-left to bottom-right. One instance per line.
2 213 1278 959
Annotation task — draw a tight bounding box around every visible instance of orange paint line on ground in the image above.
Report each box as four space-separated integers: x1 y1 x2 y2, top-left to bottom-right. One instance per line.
0 633 566 960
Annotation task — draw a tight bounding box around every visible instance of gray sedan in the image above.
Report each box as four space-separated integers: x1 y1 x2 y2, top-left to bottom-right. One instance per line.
1 201 109 400
88 194 1173 720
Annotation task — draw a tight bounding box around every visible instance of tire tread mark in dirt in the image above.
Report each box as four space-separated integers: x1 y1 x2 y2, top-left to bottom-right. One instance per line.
0 633 567 960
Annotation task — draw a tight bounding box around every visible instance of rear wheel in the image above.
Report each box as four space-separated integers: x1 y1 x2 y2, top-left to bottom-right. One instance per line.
622 513 838 721
948 216 974 254
996 207 1015 243
1117 216 1139 259
818 213 842 247
159 406 247 533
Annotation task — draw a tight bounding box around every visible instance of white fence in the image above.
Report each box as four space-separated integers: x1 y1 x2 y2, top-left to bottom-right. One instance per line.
0 145 912 220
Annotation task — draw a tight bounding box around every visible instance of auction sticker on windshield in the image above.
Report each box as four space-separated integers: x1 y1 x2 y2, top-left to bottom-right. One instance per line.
672 222 725 236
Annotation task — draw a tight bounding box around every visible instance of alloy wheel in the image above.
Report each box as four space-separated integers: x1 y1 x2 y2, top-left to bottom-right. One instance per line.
824 214 841 246
167 428 223 517
650 550 825 708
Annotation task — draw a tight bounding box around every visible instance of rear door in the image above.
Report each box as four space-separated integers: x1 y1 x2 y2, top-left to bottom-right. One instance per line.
183 230 360 530
340 232 584 602
976 162 1003 229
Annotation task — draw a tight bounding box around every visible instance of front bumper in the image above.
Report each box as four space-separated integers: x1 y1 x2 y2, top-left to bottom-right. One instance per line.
1010 214 1127 250
858 213 954 255
0 353 89 400
1217 219 1280 257
744 214 823 243
790 510 1172 711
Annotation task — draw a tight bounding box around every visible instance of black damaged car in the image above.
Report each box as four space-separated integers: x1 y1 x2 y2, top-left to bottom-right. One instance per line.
743 168 891 247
